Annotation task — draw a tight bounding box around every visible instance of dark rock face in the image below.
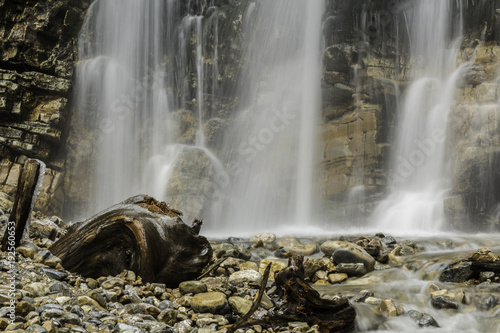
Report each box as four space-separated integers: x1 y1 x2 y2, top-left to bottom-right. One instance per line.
0 0 89 215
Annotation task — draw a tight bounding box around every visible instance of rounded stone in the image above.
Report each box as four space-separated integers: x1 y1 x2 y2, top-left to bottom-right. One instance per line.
228 270 262 286
277 237 318 256
228 296 252 316
379 299 397 316
16 245 36 259
326 241 375 272
179 280 208 295
328 273 348 284
250 232 276 245
15 300 36 316
100 277 125 290
26 324 48 333
258 259 288 281
190 292 229 314
23 282 50 297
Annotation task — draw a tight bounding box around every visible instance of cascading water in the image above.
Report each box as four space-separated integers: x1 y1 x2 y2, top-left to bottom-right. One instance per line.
73 0 222 215
372 0 467 233
207 0 324 234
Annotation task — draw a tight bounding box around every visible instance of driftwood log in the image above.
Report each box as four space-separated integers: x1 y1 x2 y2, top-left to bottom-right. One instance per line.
49 195 213 287
272 256 356 332
227 255 356 333
1 159 44 251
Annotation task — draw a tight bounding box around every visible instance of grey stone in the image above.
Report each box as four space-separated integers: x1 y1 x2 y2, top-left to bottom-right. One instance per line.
430 296 460 310
113 323 143 333
335 263 367 276
228 270 262 287
179 280 207 295
26 324 48 333
407 310 439 327
190 292 229 314
23 282 50 297
228 296 252 316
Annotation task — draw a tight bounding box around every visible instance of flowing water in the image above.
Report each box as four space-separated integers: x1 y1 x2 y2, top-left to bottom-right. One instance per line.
206 0 324 233
371 1 467 233
71 1 500 331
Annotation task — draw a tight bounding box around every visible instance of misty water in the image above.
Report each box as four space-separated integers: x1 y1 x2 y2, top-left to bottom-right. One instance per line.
71 0 500 331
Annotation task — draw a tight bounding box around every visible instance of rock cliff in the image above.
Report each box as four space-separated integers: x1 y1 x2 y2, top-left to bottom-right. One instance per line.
0 0 89 214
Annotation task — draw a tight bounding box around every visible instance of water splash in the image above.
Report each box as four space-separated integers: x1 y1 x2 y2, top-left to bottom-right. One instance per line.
372 1 467 232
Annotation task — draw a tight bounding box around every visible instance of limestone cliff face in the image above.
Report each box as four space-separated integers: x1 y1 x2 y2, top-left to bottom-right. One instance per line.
0 0 89 214
319 0 411 222
446 40 500 229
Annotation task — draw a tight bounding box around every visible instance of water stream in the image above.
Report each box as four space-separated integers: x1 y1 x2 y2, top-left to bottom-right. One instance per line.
371 0 467 233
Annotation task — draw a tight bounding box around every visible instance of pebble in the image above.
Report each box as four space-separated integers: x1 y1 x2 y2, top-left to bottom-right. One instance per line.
179 280 207 295
229 296 252 316
276 237 318 256
250 232 276 246
190 292 229 314
228 270 262 286
379 299 397 316
258 259 287 281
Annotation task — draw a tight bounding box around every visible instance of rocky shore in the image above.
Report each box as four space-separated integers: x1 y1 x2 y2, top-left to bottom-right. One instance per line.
1 212 500 332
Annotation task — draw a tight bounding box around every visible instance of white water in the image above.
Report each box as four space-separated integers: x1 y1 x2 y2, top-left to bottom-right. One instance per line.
372 1 466 233
207 0 324 233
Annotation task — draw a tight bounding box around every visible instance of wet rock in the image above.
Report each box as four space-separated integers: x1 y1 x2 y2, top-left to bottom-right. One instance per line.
479 271 496 282
250 232 276 247
335 263 367 276
190 292 229 314
477 294 498 311
407 310 439 327
114 323 143 332
101 277 125 290
379 299 397 316
179 281 207 295
41 268 68 281
40 308 81 325
30 218 64 239
439 262 473 283
380 236 397 247
277 237 318 256
326 241 375 272
164 147 217 222
228 296 252 316
303 259 325 279
23 282 50 297
431 296 460 310
365 240 382 257
26 325 47 333
15 300 36 316
470 247 499 262
258 259 287 281
16 245 36 258
239 261 258 271
229 270 262 287
328 273 348 284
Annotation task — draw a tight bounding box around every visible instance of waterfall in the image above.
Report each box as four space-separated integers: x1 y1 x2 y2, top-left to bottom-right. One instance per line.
207 0 324 234
372 1 466 233
72 0 324 228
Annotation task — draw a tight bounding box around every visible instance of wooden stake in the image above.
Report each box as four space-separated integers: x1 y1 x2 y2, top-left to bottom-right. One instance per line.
1 159 43 251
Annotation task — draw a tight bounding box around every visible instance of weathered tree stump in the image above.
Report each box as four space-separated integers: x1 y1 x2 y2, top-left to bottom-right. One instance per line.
49 195 213 287
1 159 44 251
272 255 356 332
